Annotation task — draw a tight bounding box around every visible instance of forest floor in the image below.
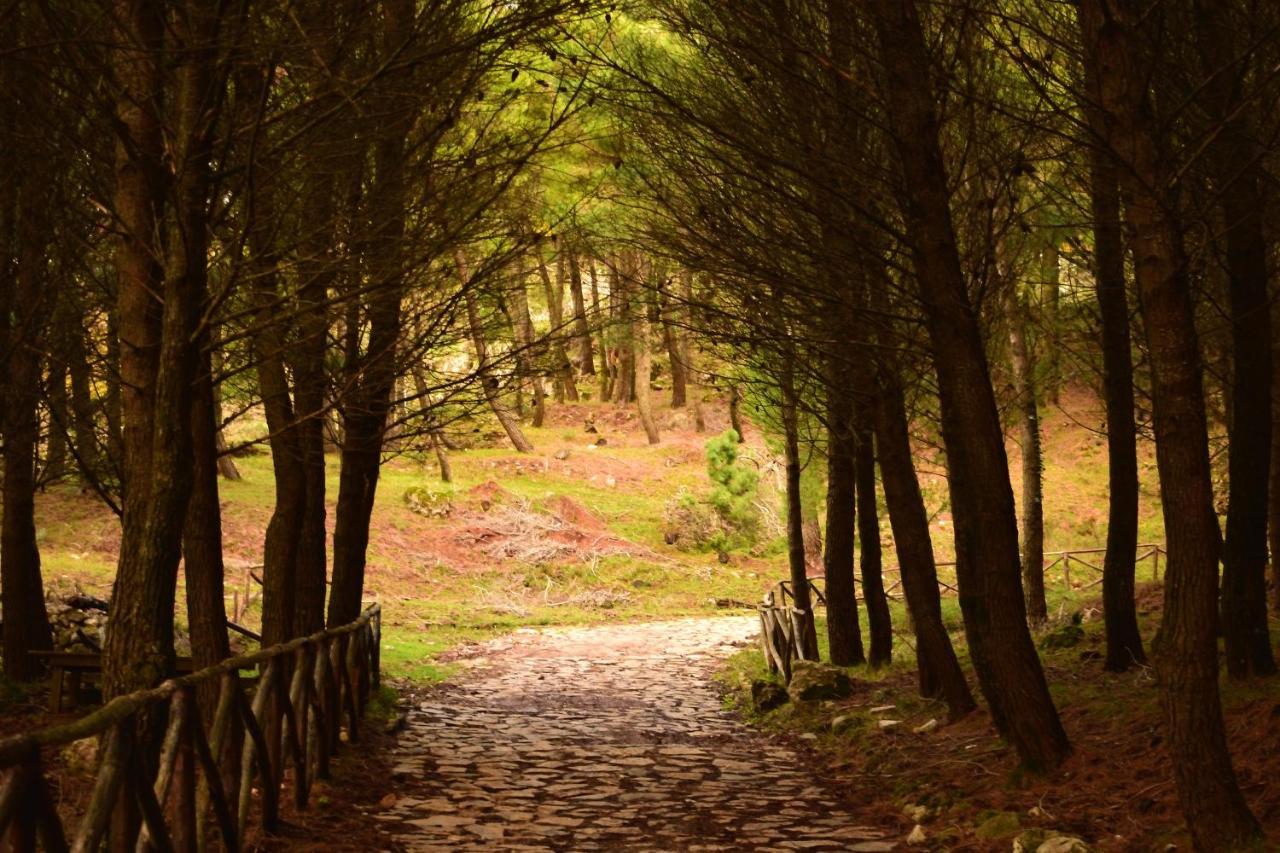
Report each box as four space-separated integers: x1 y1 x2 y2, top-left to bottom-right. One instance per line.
8 386 1277 850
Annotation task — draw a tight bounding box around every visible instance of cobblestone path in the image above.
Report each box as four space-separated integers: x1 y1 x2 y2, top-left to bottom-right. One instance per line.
377 618 894 851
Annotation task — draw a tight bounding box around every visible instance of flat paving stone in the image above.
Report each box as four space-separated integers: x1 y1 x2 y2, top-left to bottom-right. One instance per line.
379 618 894 851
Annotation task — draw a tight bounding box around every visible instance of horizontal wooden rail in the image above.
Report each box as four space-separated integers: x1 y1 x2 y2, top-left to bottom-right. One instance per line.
0 604 381 852
894 544 1165 598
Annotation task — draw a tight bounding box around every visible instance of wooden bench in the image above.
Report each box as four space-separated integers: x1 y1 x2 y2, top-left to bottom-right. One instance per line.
32 651 198 713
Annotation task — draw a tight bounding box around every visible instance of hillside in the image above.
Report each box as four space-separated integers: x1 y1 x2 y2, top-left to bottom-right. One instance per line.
23 386 1165 685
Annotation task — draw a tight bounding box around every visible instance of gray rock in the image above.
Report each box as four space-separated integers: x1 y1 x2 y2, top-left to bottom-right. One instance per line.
751 679 789 712
786 660 854 703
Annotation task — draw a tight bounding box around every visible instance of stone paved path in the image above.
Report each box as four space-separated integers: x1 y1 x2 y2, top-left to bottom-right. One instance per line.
377 617 894 851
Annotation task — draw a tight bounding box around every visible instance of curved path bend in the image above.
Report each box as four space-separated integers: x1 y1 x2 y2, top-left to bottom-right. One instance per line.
376 617 894 852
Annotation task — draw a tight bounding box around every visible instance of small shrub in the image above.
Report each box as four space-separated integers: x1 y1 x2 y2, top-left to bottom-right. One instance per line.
404 485 454 517
661 430 761 551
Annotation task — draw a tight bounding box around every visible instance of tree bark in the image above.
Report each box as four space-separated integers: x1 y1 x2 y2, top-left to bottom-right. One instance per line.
729 384 745 442
1192 0 1276 679
509 273 546 427
782 366 819 659
854 401 892 666
210 338 240 481
1080 1 1263 844
234 57 307 649
538 246 577 403
1041 236 1061 406
678 271 707 431
567 251 595 375
104 0 191 702
184 347 231 688
659 286 688 408
632 260 661 444
874 369 975 719
44 359 69 483
823 379 865 666
1008 297 1047 624
1 169 54 682
590 258 612 400
65 296 101 485
1083 49 1145 672
330 1 414 626
465 283 534 453
868 0 1069 770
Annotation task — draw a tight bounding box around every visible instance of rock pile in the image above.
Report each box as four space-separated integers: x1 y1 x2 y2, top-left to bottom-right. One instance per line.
46 594 108 653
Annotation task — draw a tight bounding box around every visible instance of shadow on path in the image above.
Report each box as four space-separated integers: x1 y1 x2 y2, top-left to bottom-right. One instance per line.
376 617 895 851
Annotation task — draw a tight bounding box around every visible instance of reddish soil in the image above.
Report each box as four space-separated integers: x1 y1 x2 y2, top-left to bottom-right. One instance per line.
809 584 1280 852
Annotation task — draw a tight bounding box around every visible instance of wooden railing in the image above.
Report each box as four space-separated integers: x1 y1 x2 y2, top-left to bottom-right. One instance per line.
758 581 820 683
879 543 1167 600
0 604 381 852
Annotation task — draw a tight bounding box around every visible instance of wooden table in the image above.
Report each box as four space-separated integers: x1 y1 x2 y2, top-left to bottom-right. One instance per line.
31 652 197 713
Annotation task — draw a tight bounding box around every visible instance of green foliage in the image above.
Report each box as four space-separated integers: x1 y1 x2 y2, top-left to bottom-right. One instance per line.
705 429 759 532
662 430 761 551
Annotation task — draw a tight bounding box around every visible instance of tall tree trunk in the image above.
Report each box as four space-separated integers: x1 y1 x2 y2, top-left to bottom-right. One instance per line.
1272 330 1280 614
1008 299 1047 624
1083 47 1145 672
44 360 69 483
65 297 101 484
292 258 331 638
782 367 819 659
465 284 534 453
210 336 240 481
867 0 1068 770
678 271 706 431
632 259 661 444
1 172 54 682
509 273 546 427
103 0 188 702
330 2 414 626
874 368 975 719
1080 1 1263 844
854 401 892 666
538 247 577 403
184 346 231 688
729 384 745 442
567 251 595 375
590 258 611 400
659 286 688 408
238 61 305 649
1041 236 1061 407
1193 0 1276 679
823 375 865 666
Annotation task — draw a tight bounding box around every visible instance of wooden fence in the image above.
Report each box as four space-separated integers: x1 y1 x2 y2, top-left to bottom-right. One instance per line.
0 604 381 852
758 545 1166 678
879 543 1166 600
757 580 822 683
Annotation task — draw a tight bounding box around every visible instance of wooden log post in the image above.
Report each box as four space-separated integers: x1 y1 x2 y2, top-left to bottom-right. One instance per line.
0 606 379 852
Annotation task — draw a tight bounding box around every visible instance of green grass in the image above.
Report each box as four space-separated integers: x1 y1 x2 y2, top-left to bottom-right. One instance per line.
23 396 1178 695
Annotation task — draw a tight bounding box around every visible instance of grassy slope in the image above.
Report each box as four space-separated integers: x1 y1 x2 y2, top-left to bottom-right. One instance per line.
27 386 1166 686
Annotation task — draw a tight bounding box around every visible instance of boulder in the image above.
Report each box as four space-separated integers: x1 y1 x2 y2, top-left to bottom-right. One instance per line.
786 660 854 703
1039 624 1084 650
750 679 789 713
